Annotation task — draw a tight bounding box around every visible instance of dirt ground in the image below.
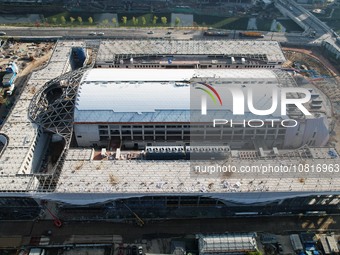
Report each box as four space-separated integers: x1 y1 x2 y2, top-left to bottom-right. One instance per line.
282 47 340 80
0 41 54 120
0 41 54 72
19 50 53 76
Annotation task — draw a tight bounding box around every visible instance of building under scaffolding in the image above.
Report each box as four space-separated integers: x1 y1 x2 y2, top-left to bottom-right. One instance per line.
0 39 338 221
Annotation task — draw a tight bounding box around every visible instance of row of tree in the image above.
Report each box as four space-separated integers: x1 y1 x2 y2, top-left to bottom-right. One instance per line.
121 16 181 26
50 16 95 24
49 15 181 26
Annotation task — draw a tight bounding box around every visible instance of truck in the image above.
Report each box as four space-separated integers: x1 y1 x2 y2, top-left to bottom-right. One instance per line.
2 72 16 87
6 62 18 73
204 30 229 37
239 31 264 38
1 62 18 87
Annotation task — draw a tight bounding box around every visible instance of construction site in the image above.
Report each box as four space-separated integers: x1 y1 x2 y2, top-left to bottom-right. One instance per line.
0 40 54 124
282 47 340 152
0 38 337 233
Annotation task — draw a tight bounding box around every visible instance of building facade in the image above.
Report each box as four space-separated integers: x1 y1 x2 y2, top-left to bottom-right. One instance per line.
74 68 329 150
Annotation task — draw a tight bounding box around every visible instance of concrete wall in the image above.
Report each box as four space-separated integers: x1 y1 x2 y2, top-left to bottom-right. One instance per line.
284 116 329 148
74 124 100 147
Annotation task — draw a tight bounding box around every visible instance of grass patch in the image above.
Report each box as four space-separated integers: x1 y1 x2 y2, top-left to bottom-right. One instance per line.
192 15 248 30
277 19 304 32
213 17 240 28
217 17 249 30
320 8 340 33
329 7 340 18
257 18 273 31
193 14 227 26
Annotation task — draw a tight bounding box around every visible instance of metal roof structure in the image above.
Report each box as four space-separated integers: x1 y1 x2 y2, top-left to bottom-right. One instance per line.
96 40 286 64
198 233 257 254
74 68 304 123
0 40 87 192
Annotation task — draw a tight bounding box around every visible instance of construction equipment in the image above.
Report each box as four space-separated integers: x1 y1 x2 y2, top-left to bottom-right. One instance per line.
239 31 264 38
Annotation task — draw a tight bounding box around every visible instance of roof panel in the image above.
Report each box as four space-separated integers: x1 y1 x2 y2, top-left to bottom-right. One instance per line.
75 69 289 123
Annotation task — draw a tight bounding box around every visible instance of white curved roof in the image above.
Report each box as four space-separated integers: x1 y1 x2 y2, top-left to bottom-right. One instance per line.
75 69 289 123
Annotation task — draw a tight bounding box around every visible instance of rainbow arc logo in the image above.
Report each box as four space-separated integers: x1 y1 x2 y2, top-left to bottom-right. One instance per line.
195 82 223 106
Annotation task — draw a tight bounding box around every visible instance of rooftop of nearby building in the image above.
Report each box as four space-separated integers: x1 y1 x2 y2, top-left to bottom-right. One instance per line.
52 146 340 195
96 40 286 64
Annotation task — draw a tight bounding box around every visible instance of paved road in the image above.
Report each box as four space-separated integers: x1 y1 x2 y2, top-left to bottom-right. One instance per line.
0 26 317 45
0 27 199 39
0 215 339 246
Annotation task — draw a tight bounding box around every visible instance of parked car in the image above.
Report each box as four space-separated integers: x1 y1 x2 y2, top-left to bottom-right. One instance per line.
138 246 143 255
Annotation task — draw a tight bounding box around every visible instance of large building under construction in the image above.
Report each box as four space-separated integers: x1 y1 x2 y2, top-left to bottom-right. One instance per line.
74 68 329 150
0 39 338 222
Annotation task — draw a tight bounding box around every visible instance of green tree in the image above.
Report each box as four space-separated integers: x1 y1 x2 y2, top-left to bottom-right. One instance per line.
112 17 117 26
152 16 158 25
276 22 282 32
77 16 83 24
121 16 127 25
161 16 167 26
70 17 75 24
60 16 66 24
51 17 57 24
175 17 180 26
102 19 109 26
141 16 146 26
132 17 139 26
88 16 93 24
